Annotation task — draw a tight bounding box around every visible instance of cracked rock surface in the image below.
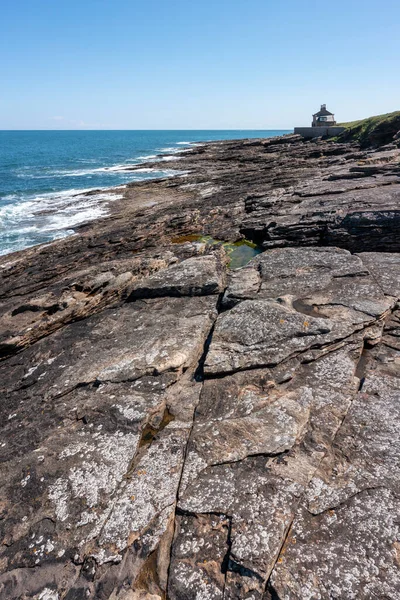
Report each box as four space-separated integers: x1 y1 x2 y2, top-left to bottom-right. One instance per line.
1 133 400 599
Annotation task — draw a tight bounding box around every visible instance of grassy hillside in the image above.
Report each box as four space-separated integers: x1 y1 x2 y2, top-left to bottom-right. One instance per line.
335 110 400 147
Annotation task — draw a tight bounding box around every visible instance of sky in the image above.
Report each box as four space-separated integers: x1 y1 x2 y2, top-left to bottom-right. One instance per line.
1 0 399 130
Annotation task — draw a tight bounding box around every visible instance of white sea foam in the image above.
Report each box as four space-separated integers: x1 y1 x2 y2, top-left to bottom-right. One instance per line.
20 164 139 178
0 188 122 228
1 164 182 229
1 136 191 256
14 159 182 179
157 146 188 155
45 205 109 230
133 167 181 175
0 167 184 256
0 187 124 256
0 229 75 257
159 155 182 161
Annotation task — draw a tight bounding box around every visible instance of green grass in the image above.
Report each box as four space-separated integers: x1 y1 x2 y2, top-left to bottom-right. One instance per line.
338 110 400 129
333 110 400 147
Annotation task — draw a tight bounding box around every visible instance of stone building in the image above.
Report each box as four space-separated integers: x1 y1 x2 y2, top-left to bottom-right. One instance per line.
312 104 336 127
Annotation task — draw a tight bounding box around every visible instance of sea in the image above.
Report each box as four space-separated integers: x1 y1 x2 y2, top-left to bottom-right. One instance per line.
0 130 290 256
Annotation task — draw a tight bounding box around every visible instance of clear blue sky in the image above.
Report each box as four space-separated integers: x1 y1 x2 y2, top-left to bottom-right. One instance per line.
1 0 399 129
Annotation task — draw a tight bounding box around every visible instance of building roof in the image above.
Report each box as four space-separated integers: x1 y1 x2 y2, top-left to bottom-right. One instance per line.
313 106 334 117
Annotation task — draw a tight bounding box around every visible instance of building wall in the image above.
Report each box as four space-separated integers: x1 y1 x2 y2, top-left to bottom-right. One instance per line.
294 126 345 138
313 121 337 127
312 116 336 127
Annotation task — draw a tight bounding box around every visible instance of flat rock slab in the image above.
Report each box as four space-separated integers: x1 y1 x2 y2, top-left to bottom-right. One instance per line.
0 369 206 598
269 318 400 599
0 295 217 399
0 295 217 599
169 343 362 598
128 253 227 299
0 254 177 357
204 298 350 375
357 251 400 298
270 488 400 600
224 246 389 309
207 247 393 376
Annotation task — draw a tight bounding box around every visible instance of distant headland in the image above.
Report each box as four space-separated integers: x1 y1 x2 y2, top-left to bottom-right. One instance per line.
295 106 400 144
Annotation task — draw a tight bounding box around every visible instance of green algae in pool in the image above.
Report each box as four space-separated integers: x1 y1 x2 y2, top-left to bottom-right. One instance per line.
188 236 262 268
226 240 262 269
171 235 262 268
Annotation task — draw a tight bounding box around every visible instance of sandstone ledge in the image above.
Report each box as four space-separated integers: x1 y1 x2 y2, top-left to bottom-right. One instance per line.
1 134 400 599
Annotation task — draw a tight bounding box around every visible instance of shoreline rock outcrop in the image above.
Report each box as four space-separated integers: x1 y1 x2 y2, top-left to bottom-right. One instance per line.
1 132 400 599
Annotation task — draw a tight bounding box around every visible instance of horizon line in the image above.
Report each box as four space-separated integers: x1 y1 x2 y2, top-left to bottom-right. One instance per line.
0 128 294 132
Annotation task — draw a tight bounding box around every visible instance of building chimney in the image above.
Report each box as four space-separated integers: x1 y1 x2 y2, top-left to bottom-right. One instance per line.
321 104 326 110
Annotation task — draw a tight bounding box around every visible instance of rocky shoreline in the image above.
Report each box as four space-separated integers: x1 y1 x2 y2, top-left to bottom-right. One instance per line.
1 132 400 599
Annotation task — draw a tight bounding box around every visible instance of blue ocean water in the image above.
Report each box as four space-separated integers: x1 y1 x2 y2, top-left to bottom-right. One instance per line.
0 130 290 256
